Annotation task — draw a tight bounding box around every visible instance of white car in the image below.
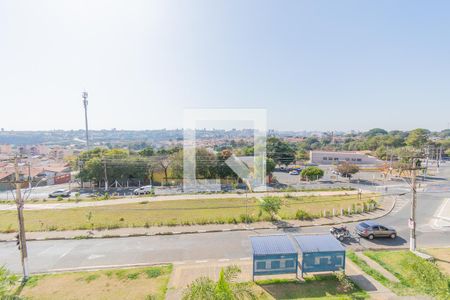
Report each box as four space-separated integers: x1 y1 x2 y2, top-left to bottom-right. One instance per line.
133 185 153 195
49 189 71 198
289 170 299 175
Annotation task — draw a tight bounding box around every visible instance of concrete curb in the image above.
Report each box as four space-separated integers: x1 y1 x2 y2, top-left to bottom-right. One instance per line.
0 199 396 243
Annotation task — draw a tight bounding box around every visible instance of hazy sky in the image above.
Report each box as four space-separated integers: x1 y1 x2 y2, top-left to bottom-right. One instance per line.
1 0 449 132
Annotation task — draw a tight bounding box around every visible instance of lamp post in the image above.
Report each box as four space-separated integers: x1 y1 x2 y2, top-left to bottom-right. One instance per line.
82 91 89 150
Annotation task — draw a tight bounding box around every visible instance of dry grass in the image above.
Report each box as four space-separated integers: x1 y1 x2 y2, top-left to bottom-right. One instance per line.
424 248 450 276
278 193 378 218
18 265 172 300
254 276 368 300
0 194 378 232
0 198 263 232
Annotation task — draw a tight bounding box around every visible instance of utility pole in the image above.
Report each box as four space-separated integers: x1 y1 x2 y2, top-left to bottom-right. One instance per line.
409 158 418 252
14 157 29 280
424 145 429 179
437 145 442 168
104 160 108 192
27 162 32 189
82 91 89 150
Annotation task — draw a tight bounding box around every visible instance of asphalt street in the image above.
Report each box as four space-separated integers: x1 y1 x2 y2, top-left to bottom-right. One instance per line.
1 166 449 274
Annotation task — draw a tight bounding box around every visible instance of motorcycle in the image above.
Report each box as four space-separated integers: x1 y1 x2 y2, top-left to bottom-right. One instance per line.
330 226 351 242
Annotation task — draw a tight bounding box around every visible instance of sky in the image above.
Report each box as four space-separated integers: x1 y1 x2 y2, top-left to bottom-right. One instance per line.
1 0 449 132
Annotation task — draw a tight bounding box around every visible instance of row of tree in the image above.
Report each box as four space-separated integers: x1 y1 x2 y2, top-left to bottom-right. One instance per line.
294 128 450 161
74 145 280 186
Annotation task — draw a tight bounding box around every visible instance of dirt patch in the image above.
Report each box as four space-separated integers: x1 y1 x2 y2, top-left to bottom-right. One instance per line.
424 248 450 276
18 265 172 300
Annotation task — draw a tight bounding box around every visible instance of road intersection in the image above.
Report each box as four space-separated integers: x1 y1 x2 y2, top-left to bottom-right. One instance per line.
1 166 449 274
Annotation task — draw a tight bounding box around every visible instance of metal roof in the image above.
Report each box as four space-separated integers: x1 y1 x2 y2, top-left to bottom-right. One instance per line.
294 234 345 253
250 235 297 256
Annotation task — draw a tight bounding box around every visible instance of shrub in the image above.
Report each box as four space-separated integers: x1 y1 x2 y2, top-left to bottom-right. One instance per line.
295 209 313 221
335 270 354 293
127 272 140 280
260 196 282 220
0 266 19 298
239 214 255 223
83 274 99 283
145 268 162 278
56 195 63 201
301 166 324 181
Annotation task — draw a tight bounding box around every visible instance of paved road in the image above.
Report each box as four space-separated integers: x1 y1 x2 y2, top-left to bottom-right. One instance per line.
1 166 449 274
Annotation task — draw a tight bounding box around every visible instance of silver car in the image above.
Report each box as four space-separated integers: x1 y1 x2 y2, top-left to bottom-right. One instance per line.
356 221 397 240
49 189 71 198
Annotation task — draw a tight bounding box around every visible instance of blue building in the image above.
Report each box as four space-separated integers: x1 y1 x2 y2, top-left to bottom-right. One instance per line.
250 235 298 280
294 234 346 277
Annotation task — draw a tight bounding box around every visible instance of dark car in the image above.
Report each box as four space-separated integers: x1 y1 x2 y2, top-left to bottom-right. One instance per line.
356 221 397 240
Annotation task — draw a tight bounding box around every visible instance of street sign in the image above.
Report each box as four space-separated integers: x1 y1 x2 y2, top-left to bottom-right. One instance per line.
408 218 415 229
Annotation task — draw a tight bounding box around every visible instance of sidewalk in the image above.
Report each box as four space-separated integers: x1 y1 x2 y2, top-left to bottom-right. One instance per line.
345 259 398 300
0 197 394 242
354 252 399 283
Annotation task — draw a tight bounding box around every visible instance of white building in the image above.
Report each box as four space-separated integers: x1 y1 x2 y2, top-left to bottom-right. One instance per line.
310 151 382 165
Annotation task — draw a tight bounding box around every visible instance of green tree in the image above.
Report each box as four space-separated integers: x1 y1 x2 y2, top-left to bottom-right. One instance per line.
295 149 309 161
406 128 430 148
375 145 388 160
196 148 217 179
266 158 276 175
182 266 256 300
336 162 359 178
364 128 388 137
301 166 324 181
260 196 282 220
267 137 295 166
138 146 155 157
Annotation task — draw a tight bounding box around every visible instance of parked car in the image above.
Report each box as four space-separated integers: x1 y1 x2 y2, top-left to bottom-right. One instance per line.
48 189 71 198
133 185 153 195
289 170 299 175
356 221 397 240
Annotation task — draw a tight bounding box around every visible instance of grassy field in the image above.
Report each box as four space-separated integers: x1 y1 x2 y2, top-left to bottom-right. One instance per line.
17 265 172 300
0 194 377 232
362 250 450 299
423 248 450 276
254 276 368 300
278 193 378 219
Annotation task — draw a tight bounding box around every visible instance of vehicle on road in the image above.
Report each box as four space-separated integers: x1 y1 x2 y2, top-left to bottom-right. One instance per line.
289 170 299 175
133 185 153 195
356 221 397 240
330 225 360 242
48 189 71 198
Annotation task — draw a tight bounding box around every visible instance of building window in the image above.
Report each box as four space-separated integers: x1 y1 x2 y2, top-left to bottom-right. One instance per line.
334 158 339 161
271 261 280 269
323 157 327 160
351 158 356 161
345 158 350 161
285 260 294 268
328 157 333 160
357 158 362 162
256 261 266 270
